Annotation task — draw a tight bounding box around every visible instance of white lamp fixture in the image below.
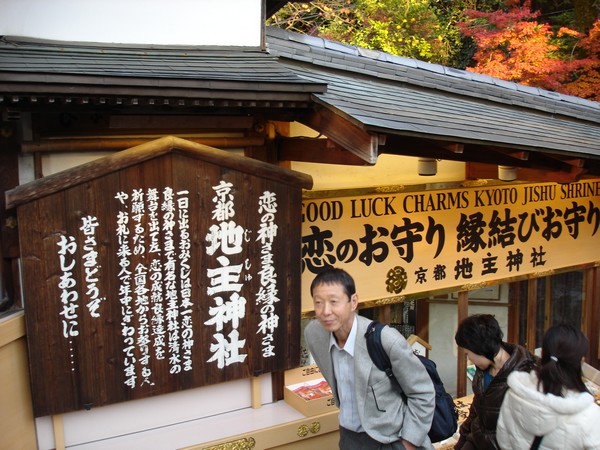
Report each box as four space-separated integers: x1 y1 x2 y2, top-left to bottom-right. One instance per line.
418 158 437 176
498 165 517 181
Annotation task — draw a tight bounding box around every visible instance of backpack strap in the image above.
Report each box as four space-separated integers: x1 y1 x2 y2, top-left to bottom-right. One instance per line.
530 436 543 450
365 321 394 380
417 354 443 386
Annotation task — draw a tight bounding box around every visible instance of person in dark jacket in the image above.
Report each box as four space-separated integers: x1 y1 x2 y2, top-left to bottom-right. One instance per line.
454 314 536 450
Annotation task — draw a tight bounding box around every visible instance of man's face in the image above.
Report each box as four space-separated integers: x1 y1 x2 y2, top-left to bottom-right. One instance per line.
312 281 357 337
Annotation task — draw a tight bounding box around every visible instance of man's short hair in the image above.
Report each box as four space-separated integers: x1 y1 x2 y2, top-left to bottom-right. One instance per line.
310 267 356 299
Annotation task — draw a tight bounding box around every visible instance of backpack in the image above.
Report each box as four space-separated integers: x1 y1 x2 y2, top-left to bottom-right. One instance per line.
365 321 458 443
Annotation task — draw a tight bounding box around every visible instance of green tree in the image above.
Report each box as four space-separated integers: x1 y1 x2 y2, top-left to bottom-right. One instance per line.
268 0 464 65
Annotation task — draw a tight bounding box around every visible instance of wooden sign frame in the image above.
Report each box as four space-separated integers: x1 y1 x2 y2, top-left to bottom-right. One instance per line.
7 137 312 417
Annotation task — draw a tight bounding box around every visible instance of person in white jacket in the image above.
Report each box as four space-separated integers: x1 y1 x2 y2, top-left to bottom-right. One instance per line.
497 324 600 450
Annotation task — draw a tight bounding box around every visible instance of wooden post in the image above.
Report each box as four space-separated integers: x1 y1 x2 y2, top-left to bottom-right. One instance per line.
507 282 519 344
583 267 600 367
52 415 65 450
526 278 538 352
544 276 552 330
251 376 262 409
456 291 469 398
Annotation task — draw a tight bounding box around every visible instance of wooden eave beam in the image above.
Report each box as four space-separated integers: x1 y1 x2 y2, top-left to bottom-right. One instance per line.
582 158 600 176
380 134 600 182
506 151 529 161
522 150 585 172
276 137 372 166
303 108 379 164
381 136 516 165
443 143 464 154
32 114 256 138
516 166 587 183
466 162 588 183
381 135 590 174
464 150 590 182
0 86 317 109
542 154 585 168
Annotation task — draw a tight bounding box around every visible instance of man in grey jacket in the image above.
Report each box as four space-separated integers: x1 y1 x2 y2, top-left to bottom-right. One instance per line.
304 268 435 450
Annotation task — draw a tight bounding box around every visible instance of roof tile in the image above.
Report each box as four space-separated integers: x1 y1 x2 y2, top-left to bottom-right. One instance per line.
265 28 600 159
265 27 599 123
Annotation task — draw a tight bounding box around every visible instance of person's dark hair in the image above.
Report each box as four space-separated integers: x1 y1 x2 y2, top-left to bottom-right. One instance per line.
537 323 589 396
310 267 356 300
455 314 503 361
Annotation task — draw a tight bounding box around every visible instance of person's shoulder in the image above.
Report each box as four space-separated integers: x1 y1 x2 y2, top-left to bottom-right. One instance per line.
506 343 537 370
378 323 410 353
380 322 404 341
304 319 327 349
507 368 536 384
506 370 539 397
305 318 322 333
356 314 371 326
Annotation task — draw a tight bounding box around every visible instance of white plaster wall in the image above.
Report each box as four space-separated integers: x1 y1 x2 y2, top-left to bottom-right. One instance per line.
18 152 115 184
0 0 262 46
293 155 465 191
428 285 510 397
34 374 289 450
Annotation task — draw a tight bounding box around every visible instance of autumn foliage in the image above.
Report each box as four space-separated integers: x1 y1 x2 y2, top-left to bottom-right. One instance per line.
270 0 600 101
459 0 600 100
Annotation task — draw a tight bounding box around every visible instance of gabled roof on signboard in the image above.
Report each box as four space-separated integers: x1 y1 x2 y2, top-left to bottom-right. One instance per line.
5 136 313 209
266 27 600 170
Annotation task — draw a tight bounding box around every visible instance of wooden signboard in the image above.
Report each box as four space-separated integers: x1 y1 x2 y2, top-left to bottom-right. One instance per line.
6 136 312 417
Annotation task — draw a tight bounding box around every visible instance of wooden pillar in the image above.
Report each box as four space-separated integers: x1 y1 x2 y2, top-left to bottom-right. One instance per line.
33 152 43 179
456 291 469 398
0 120 21 307
52 415 65 450
583 267 600 367
251 376 262 409
544 276 552 330
526 278 538 352
507 282 519 344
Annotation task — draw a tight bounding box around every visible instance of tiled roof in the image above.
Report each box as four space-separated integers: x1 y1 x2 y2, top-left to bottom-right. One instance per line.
1 29 599 165
0 37 292 81
0 35 326 102
266 27 600 161
266 26 599 122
